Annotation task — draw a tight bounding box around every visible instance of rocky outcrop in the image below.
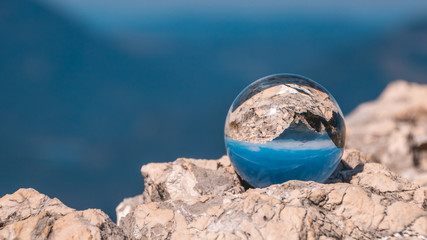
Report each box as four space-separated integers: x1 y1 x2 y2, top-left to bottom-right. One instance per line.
346 80 427 186
115 155 244 225
0 188 124 240
117 150 427 240
3 80 427 239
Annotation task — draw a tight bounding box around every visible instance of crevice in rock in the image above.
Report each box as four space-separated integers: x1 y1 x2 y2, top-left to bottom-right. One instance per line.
236 173 254 191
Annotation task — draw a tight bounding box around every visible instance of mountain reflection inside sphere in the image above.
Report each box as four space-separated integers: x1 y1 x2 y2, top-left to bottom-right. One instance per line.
224 74 345 188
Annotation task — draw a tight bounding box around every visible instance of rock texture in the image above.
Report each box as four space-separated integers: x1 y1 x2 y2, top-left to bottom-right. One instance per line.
0 188 124 240
3 80 427 239
117 150 427 240
115 156 244 225
346 80 427 186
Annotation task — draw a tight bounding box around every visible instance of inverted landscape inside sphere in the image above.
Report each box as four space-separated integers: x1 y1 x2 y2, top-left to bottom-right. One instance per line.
224 74 346 187
225 74 346 148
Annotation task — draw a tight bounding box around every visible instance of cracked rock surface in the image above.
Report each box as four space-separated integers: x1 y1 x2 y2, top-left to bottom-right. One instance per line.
115 155 244 225
2 80 427 240
346 80 427 186
117 150 427 240
0 188 124 240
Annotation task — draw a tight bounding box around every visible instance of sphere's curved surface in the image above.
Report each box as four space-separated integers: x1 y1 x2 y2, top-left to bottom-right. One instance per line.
224 74 346 188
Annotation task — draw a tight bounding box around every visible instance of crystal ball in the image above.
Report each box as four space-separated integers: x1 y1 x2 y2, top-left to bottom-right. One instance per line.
224 74 346 188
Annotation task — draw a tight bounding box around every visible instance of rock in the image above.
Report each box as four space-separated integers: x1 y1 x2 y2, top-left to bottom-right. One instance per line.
139 155 244 203
0 188 124 240
117 150 427 239
346 80 427 186
325 149 369 184
4 79 427 239
116 195 144 227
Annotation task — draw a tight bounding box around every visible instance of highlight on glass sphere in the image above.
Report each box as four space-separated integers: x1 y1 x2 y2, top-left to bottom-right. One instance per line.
224 74 346 188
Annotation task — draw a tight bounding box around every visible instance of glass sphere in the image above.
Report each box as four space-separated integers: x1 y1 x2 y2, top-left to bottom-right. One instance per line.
224 74 346 188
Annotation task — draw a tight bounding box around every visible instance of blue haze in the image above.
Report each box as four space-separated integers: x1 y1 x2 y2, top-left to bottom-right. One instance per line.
1 0 427 219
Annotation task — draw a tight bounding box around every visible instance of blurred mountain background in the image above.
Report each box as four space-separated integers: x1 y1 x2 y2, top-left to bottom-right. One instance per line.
1 0 427 220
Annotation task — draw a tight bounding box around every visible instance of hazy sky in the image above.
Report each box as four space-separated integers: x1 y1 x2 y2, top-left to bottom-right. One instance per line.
34 0 427 34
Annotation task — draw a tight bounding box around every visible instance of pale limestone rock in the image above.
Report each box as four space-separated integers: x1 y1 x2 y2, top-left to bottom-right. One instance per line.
139 155 243 203
116 195 144 226
0 188 73 227
117 151 427 240
346 80 427 186
0 188 124 240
